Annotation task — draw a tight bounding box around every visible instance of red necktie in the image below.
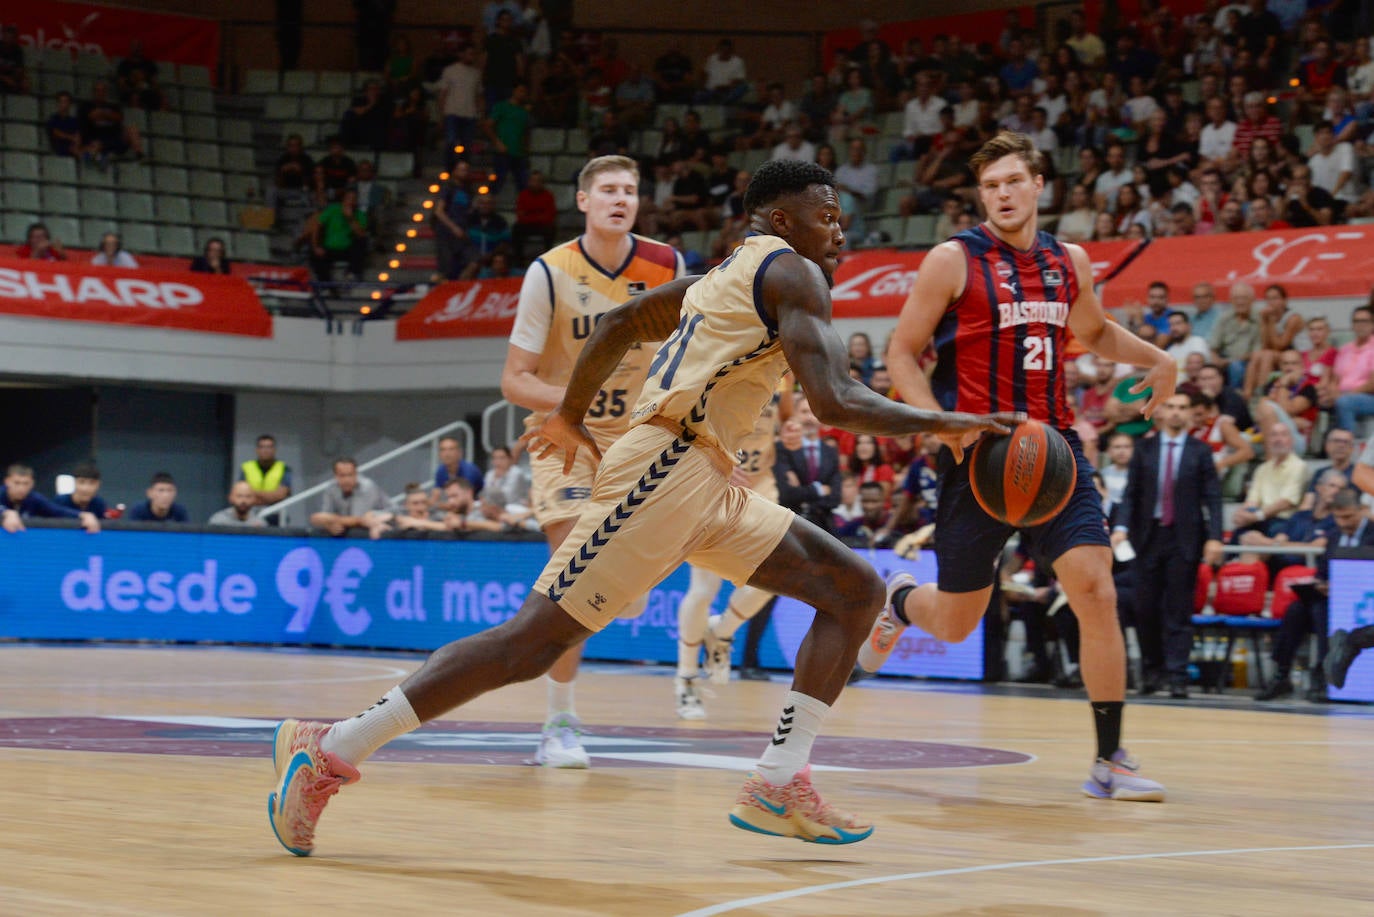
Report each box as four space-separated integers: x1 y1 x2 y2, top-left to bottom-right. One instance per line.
1161 440 1176 527
806 444 819 482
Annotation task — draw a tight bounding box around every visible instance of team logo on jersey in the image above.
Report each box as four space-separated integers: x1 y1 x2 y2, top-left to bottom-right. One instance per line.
1044 269 1063 287
994 262 1014 279
627 281 647 295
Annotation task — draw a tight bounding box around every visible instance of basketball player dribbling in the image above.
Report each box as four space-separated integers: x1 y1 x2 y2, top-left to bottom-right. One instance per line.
500 154 686 766
672 372 790 719
266 160 1021 854
857 131 1177 801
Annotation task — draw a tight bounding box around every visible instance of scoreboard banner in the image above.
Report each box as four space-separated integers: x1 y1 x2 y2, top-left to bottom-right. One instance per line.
0 529 981 680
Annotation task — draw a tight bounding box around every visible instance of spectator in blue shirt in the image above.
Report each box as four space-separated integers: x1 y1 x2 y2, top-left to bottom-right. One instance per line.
56 462 109 519
432 436 484 504
126 472 190 523
999 38 1039 93
2 463 100 533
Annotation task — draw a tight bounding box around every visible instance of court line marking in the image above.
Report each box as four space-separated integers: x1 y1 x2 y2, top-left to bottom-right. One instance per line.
0 659 411 690
673 842 1374 917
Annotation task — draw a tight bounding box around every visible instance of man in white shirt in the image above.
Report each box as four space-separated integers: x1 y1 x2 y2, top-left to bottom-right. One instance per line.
1093 142 1134 212
756 81 797 147
1164 311 1213 381
1036 71 1068 128
1122 76 1161 127
834 138 878 238
893 72 947 161
437 46 482 167
702 38 747 104
1027 106 1058 152
771 123 815 162
1198 97 1237 168
1308 120 1359 205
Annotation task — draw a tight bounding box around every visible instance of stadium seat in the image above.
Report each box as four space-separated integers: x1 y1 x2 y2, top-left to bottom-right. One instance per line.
189 170 227 199
186 142 222 170
73 54 109 78
43 72 77 97
154 139 188 166
1270 565 1318 620
149 111 185 138
740 149 769 173
377 152 412 179
4 181 42 213
284 121 318 146
124 108 149 135
195 199 231 229
871 215 906 245
184 115 219 142
905 214 938 245
38 47 73 73
235 231 272 262
4 123 41 151
42 184 82 216
551 183 576 211
122 223 159 255
1212 561 1270 616
3 212 40 245
154 166 192 196
177 64 213 88
220 120 253 145
157 196 193 225
116 192 156 222
282 71 318 95
46 216 83 247
318 72 353 97
531 128 565 154
225 173 260 200
265 96 301 121
84 189 119 221
566 128 589 152
159 225 198 257
41 156 77 186
242 70 280 95
553 154 586 183
116 163 155 192
5 94 39 122
696 106 726 131
4 151 41 182
223 147 257 173
655 104 687 129
81 218 116 245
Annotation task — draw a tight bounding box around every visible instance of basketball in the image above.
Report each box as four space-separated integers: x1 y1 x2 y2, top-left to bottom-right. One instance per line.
968 420 1077 528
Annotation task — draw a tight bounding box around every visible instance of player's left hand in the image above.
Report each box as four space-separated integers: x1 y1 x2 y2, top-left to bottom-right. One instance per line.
1131 357 1178 420
521 409 603 475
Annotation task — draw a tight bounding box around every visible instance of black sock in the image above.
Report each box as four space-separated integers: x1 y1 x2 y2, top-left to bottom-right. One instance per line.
1351 624 1374 650
890 586 914 626
1091 701 1123 761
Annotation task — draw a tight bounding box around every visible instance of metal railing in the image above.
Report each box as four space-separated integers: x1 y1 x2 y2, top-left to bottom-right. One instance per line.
259 420 474 526
482 399 530 454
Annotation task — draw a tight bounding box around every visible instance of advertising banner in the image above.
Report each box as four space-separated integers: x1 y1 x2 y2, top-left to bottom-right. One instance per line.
9 1 220 72
0 530 981 679
395 277 523 340
1325 556 1374 703
0 257 272 337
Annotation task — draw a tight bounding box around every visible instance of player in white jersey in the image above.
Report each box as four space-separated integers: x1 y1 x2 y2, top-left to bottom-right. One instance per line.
674 373 789 719
500 155 685 766
266 160 1019 853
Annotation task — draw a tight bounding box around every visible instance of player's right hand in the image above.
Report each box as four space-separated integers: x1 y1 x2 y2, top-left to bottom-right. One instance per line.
930 411 1025 464
521 409 604 475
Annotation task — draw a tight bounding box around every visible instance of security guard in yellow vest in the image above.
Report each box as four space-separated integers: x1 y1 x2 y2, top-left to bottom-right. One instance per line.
239 434 293 507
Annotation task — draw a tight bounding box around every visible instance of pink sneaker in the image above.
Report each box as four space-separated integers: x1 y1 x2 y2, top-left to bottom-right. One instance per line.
729 765 874 844
267 719 360 856
856 572 915 674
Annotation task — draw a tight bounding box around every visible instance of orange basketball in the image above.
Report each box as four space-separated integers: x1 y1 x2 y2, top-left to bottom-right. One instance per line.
968 420 1077 528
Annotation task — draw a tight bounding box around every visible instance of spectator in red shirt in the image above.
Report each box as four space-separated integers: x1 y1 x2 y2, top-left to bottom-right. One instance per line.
1296 40 1346 104
512 170 557 265
1232 92 1283 163
15 223 66 261
848 433 895 503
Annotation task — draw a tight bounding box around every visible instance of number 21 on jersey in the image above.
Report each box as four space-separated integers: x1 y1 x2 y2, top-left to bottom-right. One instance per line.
1023 334 1053 371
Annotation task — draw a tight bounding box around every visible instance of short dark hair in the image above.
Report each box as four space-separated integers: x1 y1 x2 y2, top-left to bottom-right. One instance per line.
743 159 836 213
333 457 358 472
5 463 34 478
1264 283 1288 299
257 434 276 445
1149 281 1169 294
1332 488 1363 511
72 462 100 480
859 481 885 494
149 471 176 487
1188 390 1215 409
1168 310 1190 323
968 130 1045 180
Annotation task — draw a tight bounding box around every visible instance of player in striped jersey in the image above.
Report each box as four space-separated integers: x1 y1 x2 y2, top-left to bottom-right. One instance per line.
500 155 686 766
861 131 1178 801
673 372 791 719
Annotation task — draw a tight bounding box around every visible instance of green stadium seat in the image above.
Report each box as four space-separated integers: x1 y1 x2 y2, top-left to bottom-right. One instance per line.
122 223 159 254
177 64 213 88
5 123 41 151
225 173 260 200
46 216 83 247
42 156 79 184
195 199 231 229
242 70 279 95
531 127 565 153
637 130 662 157
189 170 227 199
235 231 271 262
116 163 155 191
159 225 198 257
905 214 939 246
740 149 769 173
264 96 301 121
4 182 42 212
38 48 74 73
553 154 586 182
157 196 193 225
282 71 318 94
378 152 413 178
283 121 318 146
220 120 253 145
154 138 188 166
551 183 576 211
84 189 119 220
696 106 726 131
565 128 588 152
222 147 257 173
73 54 110 78
655 104 687 128
5 94 39 122
82 218 117 245
124 108 148 134
871 215 906 245
154 166 191 196
4 151 41 181
41 72 77 97
42 184 82 216
117 192 156 222
184 115 218 141
81 165 117 189
318 72 353 96
3 212 41 244
148 111 185 138
186 142 222 170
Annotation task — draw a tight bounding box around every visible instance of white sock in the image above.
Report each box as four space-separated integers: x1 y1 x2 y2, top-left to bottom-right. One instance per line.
755 691 829 785
321 686 420 767
677 639 702 678
547 675 576 720
713 586 772 639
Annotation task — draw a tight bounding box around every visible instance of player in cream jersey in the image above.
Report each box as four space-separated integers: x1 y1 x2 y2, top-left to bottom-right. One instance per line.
264 161 1018 855
502 155 685 767
673 374 790 720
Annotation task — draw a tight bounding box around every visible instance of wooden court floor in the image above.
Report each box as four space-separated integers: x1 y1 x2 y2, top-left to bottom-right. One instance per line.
2 643 1372 916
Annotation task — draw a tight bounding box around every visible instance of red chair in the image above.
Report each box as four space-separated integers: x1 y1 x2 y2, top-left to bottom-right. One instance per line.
1212 561 1270 616
1194 563 1214 612
1270 565 1318 620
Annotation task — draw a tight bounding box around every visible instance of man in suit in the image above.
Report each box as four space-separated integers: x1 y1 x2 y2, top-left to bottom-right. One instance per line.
1112 393 1224 699
774 395 842 534
1259 488 1374 702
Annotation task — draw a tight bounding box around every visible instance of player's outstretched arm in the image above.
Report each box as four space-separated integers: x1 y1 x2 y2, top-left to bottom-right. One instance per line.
1062 244 1176 419
770 252 1022 439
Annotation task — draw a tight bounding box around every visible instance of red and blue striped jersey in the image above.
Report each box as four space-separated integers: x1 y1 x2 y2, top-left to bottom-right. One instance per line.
930 224 1080 430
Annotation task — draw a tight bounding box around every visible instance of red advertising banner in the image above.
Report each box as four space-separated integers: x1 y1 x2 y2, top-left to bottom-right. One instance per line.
0 258 272 337
1098 227 1374 308
831 240 1143 318
823 10 1010 70
12 247 311 287
10 1 220 72
396 277 524 340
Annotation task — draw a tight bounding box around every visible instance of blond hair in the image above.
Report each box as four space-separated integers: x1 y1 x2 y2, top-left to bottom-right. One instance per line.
968 130 1045 181
577 154 640 192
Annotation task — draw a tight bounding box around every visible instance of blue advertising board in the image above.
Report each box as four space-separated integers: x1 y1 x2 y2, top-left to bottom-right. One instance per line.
0 530 982 680
1327 557 1374 702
